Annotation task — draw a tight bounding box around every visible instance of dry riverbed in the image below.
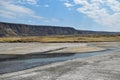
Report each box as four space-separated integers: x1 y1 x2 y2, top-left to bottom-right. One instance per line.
0 42 120 80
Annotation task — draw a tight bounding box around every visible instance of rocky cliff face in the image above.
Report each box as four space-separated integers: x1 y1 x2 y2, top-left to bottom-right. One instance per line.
0 22 119 37
0 22 79 36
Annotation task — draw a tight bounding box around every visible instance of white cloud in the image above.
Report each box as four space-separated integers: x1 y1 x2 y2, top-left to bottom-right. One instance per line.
44 5 49 7
0 10 16 18
64 2 74 7
32 15 43 19
0 0 59 23
24 0 37 5
73 0 120 29
17 0 38 5
0 0 43 19
1 1 33 14
62 0 74 9
74 0 89 5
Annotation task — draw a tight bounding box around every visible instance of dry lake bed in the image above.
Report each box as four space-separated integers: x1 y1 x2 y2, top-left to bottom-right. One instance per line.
0 42 120 80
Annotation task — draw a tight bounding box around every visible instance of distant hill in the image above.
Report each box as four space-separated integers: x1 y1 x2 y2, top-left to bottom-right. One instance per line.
0 22 120 37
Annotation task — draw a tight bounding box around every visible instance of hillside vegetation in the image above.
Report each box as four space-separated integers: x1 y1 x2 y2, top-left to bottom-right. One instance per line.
0 34 120 43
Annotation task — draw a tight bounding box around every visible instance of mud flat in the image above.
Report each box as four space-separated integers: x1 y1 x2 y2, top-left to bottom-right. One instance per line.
0 42 120 80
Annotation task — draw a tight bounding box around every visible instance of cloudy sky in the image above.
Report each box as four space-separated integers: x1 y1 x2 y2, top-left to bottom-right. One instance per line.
0 0 120 32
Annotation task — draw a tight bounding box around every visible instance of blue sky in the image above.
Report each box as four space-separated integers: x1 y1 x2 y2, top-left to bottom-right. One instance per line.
0 0 120 32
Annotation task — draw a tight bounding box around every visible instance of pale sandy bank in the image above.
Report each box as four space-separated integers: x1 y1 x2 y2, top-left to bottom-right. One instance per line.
0 43 106 54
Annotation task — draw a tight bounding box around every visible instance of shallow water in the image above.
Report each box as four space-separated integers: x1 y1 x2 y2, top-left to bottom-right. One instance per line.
0 46 120 74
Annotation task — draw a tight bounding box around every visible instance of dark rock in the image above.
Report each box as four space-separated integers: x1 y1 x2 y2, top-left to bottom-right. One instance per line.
0 22 119 37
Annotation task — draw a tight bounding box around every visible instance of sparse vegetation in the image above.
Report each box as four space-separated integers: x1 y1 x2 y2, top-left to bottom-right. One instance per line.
0 34 120 43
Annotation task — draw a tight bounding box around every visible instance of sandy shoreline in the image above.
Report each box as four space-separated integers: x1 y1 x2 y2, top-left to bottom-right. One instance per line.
0 43 107 55
0 42 107 61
